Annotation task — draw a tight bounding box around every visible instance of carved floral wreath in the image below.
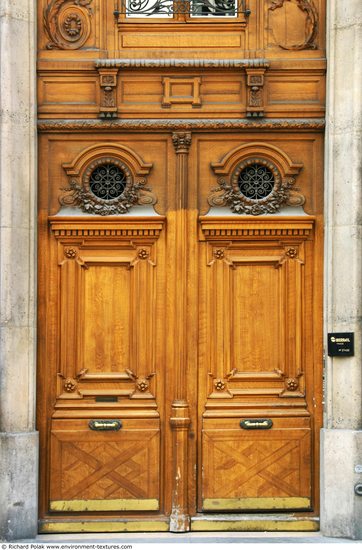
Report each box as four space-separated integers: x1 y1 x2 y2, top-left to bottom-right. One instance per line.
59 156 156 215
208 157 304 216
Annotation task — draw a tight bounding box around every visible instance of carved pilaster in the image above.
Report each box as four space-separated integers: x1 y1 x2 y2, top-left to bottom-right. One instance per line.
98 68 119 119
169 400 191 532
171 131 191 394
169 132 192 532
245 68 266 118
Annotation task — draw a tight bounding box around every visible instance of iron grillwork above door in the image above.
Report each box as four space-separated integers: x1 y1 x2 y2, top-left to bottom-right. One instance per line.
114 0 251 18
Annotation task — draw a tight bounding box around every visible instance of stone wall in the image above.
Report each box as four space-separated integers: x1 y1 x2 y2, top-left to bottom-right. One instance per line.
321 0 362 540
0 0 38 541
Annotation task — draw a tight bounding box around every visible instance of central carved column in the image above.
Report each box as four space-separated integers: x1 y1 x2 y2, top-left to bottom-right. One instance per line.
169 132 192 532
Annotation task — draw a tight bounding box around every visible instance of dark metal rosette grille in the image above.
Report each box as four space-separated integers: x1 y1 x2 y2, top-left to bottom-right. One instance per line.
89 164 127 200
238 163 275 200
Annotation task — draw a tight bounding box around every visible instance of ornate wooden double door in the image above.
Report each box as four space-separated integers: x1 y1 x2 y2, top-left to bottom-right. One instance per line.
37 128 323 533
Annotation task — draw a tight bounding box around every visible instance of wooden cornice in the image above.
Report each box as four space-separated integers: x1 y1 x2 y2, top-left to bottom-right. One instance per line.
38 118 325 133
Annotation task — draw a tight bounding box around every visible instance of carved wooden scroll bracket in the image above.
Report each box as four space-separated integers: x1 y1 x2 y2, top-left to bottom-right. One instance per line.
245 67 267 118
97 68 119 119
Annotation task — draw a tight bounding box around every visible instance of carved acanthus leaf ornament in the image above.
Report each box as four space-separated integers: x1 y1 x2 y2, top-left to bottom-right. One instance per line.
60 176 155 216
172 132 192 154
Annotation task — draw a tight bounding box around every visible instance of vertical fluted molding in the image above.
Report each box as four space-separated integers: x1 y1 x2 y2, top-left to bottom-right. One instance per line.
169 132 192 532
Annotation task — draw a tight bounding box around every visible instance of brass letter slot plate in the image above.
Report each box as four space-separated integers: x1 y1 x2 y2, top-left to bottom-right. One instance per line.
96 396 118 402
240 419 273 430
89 419 122 431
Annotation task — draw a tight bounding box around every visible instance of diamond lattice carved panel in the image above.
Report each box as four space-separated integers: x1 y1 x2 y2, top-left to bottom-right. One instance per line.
202 417 311 511
50 419 160 511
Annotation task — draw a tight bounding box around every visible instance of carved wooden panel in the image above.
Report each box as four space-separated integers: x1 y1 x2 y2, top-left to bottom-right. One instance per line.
202 417 311 511
40 0 107 53
50 218 164 406
38 75 100 118
50 419 160 511
38 0 326 59
162 77 201 108
117 30 245 53
38 67 325 120
267 0 319 51
265 73 325 118
199 217 314 405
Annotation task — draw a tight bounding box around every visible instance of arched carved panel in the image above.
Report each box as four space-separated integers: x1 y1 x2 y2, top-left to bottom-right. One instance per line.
209 143 305 215
59 144 156 215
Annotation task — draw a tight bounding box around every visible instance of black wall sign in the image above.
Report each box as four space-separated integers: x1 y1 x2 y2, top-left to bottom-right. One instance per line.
327 332 354 357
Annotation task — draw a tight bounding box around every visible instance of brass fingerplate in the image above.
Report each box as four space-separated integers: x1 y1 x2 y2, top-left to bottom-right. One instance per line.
39 520 169 533
49 498 159 512
203 497 311 511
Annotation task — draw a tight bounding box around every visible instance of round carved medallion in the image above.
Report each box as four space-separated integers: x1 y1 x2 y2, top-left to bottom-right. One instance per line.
44 2 92 50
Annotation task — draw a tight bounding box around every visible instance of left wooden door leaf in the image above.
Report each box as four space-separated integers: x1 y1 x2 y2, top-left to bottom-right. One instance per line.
47 218 165 514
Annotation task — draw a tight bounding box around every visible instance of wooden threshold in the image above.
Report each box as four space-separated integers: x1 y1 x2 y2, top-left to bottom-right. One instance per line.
191 515 319 532
39 518 170 534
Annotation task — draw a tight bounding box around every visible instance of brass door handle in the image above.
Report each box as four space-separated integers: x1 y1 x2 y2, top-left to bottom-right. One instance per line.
89 419 122 431
240 419 273 430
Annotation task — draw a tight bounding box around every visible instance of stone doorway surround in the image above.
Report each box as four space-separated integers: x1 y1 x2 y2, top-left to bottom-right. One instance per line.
0 0 361 541
320 0 362 539
0 0 38 541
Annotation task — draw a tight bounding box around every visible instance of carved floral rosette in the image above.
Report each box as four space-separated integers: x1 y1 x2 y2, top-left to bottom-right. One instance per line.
60 145 156 216
43 0 93 50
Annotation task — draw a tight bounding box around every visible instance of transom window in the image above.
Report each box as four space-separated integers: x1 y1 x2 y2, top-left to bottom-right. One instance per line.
115 0 250 19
